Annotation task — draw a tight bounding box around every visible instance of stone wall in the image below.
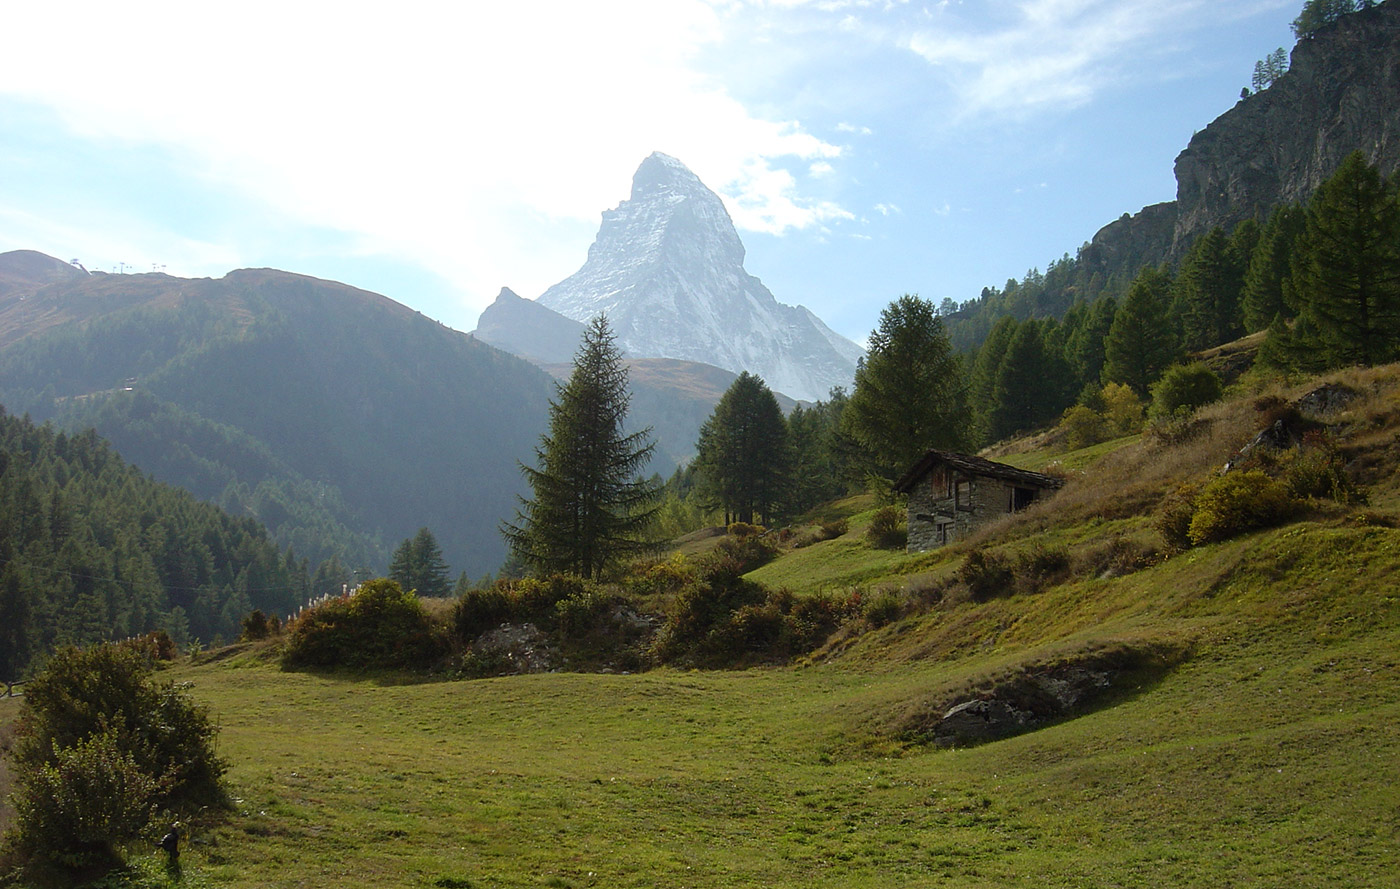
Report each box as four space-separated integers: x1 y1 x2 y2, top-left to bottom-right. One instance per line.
906 466 1023 552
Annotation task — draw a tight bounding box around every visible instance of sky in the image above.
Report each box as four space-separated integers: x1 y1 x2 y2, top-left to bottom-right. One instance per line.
0 0 1299 345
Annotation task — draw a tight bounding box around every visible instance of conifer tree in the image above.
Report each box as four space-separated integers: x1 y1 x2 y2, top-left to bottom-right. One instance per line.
1242 205 1307 332
388 527 452 597
843 295 972 481
1177 227 1245 350
502 316 660 579
693 372 790 526
1290 151 1400 366
1104 266 1181 396
988 320 1066 440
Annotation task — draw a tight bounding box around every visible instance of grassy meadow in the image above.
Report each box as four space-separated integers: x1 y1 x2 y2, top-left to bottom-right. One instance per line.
10 366 1400 888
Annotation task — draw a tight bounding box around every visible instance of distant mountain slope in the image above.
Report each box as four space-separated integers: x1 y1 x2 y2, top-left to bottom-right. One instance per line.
492 152 863 403
0 254 554 576
472 287 587 365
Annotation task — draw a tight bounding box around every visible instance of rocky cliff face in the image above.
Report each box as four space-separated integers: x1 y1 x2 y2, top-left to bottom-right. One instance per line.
529 152 864 403
1082 0 1400 277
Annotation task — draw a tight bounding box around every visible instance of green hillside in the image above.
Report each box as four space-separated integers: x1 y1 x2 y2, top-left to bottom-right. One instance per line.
0 257 555 577
8 363 1394 888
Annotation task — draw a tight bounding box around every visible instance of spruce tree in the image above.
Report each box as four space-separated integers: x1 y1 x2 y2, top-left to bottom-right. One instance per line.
988 320 1066 440
388 527 452 597
842 295 972 481
502 316 660 580
1290 151 1400 367
693 372 790 526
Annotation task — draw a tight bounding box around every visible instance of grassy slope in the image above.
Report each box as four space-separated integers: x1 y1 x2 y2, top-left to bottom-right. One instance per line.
46 367 1400 887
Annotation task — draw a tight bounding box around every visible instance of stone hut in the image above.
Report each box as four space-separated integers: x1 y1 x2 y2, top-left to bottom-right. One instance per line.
893 450 1065 552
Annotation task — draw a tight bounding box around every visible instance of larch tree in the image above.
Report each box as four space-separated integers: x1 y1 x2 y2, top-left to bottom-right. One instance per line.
693 371 790 526
1290 151 1400 367
842 294 972 482
387 527 452 598
502 315 660 580
1104 266 1182 396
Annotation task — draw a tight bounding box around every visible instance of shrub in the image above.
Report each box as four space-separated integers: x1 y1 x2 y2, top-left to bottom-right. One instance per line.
726 522 764 539
709 533 780 574
554 587 614 639
958 550 1015 601
8 728 164 869
865 506 907 550
1101 382 1144 435
1059 404 1108 451
862 590 904 627
241 609 273 641
1187 471 1298 545
1149 363 1223 420
4 643 226 873
622 555 697 598
453 585 513 639
1280 438 1364 504
284 578 446 670
820 518 849 539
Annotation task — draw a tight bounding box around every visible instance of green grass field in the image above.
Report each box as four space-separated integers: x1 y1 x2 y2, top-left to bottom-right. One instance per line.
11 366 1400 888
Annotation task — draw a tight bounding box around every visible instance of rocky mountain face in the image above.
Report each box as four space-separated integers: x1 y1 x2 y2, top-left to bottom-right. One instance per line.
1082 0 1400 277
473 286 586 365
486 152 864 404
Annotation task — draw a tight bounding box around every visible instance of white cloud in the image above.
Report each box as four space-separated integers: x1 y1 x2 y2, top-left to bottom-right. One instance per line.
835 121 873 135
0 0 847 314
900 0 1225 117
874 202 902 216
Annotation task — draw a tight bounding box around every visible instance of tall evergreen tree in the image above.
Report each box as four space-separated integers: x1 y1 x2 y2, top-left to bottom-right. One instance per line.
1292 0 1362 39
842 295 972 481
1242 205 1307 332
1104 266 1181 396
1177 227 1245 350
693 372 790 526
388 528 452 597
502 316 660 579
1066 296 1118 389
988 320 1067 440
1290 151 1400 366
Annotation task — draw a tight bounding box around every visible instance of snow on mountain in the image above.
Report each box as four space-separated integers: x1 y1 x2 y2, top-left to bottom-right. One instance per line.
532 152 863 403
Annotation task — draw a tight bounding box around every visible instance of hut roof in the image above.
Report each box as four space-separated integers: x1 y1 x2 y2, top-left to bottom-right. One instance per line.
893 449 1066 494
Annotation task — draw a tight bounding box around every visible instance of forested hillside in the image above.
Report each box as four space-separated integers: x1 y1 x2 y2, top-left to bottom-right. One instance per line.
0 407 320 679
0 257 555 577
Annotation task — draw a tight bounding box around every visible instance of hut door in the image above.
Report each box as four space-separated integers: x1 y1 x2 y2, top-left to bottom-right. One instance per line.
1012 487 1037 511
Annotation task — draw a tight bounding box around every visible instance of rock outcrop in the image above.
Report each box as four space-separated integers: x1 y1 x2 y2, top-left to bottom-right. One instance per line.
1082 1 1400 278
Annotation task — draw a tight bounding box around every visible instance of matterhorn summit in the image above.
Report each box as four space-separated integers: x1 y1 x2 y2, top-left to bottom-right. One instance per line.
530 152 863 402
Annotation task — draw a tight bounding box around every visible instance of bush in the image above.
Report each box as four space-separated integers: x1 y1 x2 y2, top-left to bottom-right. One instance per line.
285 578 446 670
1059 404 1109 451
958 550 1015 601
862 590 904 627
1281 438 1364 504
1149 363 1223 420
1101 382 1144 435
709 533 780 574
554 587 614 639
622 555 697 598
241 609 273 641
865 506 907 550
4 643 226 873
1187 471 1298 545
9 728 163 869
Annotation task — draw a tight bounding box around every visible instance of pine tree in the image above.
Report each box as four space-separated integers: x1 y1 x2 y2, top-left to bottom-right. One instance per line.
388 527 452 597
842 295 972 481
1104 266 1181 396
502 316 660 579
1290 151 1400 366
693 372 790 526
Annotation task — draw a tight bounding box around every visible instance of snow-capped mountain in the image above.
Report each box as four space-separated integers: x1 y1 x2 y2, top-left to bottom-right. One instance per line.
530 152 863 403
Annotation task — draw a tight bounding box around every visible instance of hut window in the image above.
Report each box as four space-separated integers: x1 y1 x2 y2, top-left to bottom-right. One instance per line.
1012 487 1037 511
956 479 972 510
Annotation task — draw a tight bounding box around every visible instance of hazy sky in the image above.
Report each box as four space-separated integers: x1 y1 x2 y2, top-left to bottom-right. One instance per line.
0 0 1297 344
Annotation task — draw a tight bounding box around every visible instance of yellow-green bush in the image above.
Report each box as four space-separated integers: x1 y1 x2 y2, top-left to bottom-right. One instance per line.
1186 471 1298 545
285 578 445 670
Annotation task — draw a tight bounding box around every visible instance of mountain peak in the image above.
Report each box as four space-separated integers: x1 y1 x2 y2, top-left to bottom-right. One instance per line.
527 156 863 403
630 152 705 200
